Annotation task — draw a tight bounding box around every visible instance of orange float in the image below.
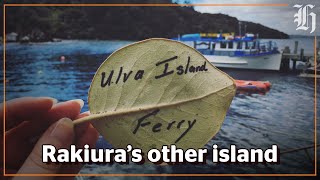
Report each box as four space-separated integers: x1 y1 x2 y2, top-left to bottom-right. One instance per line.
235 80 272 94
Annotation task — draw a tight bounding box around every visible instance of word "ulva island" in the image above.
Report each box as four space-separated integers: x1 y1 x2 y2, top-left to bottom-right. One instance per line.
100 56 208 87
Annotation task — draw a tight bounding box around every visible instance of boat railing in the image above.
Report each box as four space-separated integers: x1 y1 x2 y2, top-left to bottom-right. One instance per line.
193 41 211 49
187 38 279 57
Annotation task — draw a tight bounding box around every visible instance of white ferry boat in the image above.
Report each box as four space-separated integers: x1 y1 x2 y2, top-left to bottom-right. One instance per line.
174 33 282 71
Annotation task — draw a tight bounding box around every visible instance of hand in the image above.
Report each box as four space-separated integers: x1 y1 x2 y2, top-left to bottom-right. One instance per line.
1 97 99 175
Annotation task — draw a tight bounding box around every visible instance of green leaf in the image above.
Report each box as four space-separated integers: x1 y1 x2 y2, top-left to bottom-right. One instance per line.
75 38 236 152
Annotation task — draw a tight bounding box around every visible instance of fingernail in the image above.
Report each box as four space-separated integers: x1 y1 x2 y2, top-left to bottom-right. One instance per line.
69 99 84 109
48 97 58 104
50 118 74 141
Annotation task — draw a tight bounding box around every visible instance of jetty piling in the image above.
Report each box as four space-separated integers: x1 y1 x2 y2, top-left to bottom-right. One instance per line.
300 48 304 61
280 46 290 72
281 41 319 72
294 41 298 54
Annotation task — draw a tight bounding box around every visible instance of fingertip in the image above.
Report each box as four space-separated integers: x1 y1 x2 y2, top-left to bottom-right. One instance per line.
36 97 58 105
48 100 85 123
5 97 57 130
68 99 84 109
35 97 57 112
76 111 90 119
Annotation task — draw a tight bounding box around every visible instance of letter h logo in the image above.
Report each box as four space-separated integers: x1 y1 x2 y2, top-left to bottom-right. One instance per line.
294 4 316 33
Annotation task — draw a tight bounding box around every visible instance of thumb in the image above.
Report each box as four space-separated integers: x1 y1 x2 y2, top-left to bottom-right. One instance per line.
17 118 74 175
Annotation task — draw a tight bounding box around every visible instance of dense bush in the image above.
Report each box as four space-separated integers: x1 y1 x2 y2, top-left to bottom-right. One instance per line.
2 0 289 41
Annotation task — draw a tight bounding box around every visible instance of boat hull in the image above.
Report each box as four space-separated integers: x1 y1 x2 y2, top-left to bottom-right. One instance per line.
204 53 282 71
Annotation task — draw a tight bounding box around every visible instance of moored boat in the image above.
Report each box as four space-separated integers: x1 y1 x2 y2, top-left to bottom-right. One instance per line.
173 33 282 71
299 57 320 78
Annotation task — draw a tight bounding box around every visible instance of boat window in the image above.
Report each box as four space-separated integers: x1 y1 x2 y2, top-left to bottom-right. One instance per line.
245 42 249 49
236 42 242 49
228 41 233 49
220 42 227 49
212 43 216 50
247 42 255 49
252 41 256 49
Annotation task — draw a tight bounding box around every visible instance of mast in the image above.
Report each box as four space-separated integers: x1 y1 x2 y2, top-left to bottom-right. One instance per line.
244 24 247 35
238 21 242 36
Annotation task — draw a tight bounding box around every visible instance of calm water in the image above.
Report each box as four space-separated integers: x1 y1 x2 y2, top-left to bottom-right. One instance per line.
1 38 319 177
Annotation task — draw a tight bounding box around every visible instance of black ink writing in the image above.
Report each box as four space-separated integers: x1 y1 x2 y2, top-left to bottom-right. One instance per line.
154 56 178 79
155 56 208 80
167 121 176 130
152 123 162 132
184 56 190 74
101 71 114 87
123 71 132 83
134 70 144 80
101 56 208 87
116 67 123 84
175 120 196 143
133 109 160 134
133 109 197 143
100 67 145 87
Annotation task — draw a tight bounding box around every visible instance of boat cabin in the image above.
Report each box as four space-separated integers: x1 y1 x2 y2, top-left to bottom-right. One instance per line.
175 33 279 57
